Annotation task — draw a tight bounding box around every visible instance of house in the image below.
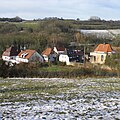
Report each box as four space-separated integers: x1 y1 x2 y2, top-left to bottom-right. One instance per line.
41 48 56 62
59 49 84 65
16 49 44 63
90 43 114 64
2 46 20 64
42 47 66 62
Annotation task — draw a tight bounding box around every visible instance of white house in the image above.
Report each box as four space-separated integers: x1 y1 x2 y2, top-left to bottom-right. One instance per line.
42 46 68 63
16 49 44 63
2 46 20 64
41 48 55 62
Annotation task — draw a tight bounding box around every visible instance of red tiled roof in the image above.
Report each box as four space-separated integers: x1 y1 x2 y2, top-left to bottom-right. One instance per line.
94 44 113 52
18 49 36 59
41 48 52 56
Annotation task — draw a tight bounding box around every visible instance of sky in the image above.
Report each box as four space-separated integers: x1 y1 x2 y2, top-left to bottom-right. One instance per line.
0 0 120 20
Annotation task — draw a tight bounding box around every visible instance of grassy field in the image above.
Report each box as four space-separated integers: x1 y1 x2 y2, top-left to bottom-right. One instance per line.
0 77 120 102
0 77 120 119
40 65 75 72
14 21 39 30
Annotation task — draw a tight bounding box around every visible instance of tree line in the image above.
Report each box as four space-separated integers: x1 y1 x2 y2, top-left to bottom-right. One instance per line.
0 17 120 56
0 16 23 22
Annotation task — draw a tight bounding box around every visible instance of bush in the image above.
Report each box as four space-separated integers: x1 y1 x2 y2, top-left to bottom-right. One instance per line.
0 60 118 78
0 60 9 78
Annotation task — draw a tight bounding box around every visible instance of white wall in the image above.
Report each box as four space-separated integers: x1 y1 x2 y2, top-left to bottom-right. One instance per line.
59 54 69 64
90 52 107 64
43 55 49 62
16 57 28 63
2 56 11 62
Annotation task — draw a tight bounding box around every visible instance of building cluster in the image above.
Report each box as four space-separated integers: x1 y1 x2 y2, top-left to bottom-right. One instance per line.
1 43 115 66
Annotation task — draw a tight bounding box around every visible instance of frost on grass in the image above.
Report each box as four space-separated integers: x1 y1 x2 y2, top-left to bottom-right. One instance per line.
0 78 120 119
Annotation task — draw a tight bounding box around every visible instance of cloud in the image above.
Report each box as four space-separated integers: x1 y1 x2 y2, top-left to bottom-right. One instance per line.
0 0 120 20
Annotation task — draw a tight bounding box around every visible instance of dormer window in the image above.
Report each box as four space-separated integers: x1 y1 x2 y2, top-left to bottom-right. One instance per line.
23 53 28 58
20 52 28 58
20 53 24 58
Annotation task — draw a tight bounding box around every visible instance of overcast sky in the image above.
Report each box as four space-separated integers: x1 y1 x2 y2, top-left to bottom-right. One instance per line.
0 0 119 20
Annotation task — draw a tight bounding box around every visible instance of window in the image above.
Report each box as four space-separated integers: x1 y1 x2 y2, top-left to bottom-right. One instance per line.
23 53 28 58
20 53 28 58
101 55 104 61
94 56 96 61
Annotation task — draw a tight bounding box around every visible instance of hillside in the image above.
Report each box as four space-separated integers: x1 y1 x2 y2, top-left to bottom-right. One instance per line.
0 17 120 56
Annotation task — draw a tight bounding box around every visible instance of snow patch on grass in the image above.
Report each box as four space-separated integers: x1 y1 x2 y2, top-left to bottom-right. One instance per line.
0 78 120 119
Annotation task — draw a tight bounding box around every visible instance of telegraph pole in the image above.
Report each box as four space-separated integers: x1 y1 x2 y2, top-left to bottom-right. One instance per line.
83 45 86 67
